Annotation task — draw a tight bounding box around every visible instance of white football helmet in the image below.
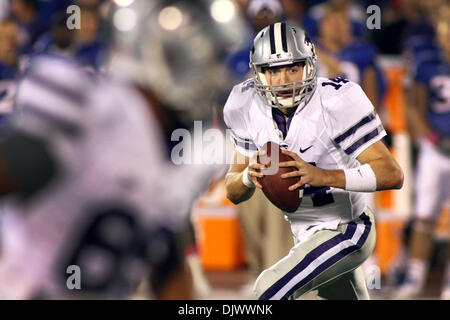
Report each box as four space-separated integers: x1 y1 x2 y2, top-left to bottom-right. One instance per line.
250 22 317 109
109 0 246 118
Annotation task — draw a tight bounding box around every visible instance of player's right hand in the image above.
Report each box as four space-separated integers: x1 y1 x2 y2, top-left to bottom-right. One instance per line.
247 151 266 189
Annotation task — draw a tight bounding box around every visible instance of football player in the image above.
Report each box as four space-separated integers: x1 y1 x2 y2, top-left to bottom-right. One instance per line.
395 9 450 300
224 22 404 300
0 0 241 299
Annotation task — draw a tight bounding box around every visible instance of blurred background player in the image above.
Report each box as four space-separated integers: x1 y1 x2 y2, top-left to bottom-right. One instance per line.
395 6 450 300
313 4 387 283
315 5 383 112
0 0 243 299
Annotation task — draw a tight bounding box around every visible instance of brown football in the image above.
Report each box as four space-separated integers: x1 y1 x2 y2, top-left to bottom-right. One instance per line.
257 141 302 213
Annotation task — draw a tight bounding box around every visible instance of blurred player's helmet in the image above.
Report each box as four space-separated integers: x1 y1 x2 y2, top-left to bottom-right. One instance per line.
250 22 317 109
109 0 245 119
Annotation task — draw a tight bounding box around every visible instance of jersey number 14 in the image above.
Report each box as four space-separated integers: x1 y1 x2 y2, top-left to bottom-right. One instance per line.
321 77 349 90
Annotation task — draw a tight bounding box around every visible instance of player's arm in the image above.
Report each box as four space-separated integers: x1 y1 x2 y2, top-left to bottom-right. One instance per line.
0 129 58 198
280 140 403 192
224 148 265 204
353 140 404 190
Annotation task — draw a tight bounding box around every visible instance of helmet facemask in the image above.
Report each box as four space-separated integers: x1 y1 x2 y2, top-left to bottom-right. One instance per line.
252 57 317 109
249 22 318 110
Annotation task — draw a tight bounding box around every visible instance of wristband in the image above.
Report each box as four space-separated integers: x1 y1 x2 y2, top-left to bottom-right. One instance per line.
344 164 377 192
242 166 255 188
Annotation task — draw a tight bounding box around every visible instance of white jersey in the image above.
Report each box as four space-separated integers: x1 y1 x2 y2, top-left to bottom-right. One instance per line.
224 77 386 239
0 57 217 299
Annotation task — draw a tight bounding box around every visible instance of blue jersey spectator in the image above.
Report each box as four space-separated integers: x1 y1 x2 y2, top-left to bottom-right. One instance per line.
32 7 106 71
414 52 450 136
35 0 74 33
318 39 380 85
316 5 385 111
305 0 366 40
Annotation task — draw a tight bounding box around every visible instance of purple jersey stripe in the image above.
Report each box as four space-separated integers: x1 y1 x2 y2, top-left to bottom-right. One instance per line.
233 137 258 151
272 107 295 139
281 215 371 299
258 221 358 300
344 127 380 155
334 112 376 144
23 103 82 138
27 70 86 107
259 213 371 300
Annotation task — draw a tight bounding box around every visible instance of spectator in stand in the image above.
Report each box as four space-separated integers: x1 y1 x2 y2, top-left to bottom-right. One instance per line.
225 0 284 82
32 5 107 71
402 0 438 66
35 0 73 34
315 5 384 112
32 13 75 58
305 0 366 40
280 0 317 39
9 0 44 54
72 6 106 70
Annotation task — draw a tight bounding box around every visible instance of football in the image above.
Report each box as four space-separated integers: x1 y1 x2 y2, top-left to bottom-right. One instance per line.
257 141 302 213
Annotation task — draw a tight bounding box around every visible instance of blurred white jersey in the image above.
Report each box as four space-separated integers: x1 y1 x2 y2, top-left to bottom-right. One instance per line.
0 57 217 299
224 77 386 239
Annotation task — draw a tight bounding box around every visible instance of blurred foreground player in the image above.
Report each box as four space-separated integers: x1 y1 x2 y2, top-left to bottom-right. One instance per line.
396 10 450 300
224 23 404 300
0 0 241 299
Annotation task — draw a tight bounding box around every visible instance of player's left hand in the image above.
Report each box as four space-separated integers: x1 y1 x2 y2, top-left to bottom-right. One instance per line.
279 149 328 191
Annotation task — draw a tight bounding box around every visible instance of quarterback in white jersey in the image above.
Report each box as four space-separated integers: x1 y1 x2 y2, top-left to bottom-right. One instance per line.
224 23 403 300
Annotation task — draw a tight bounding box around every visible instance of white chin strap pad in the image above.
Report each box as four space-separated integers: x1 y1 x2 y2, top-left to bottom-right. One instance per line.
258 71 269 85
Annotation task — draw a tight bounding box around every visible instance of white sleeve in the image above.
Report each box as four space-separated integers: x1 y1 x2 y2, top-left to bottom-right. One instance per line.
8 57 95 177
13 57 88 140
323 81 386 160
143 111 223 232
223 82 258 158
153 163 221 231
